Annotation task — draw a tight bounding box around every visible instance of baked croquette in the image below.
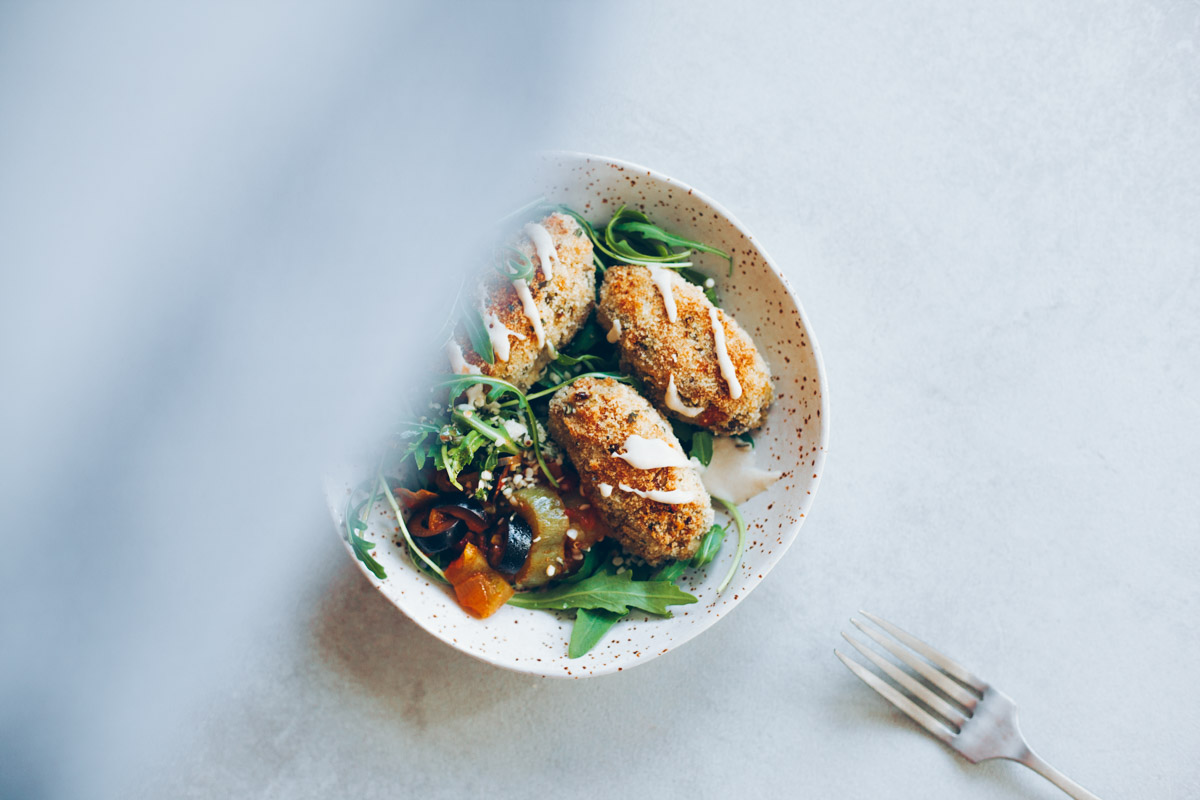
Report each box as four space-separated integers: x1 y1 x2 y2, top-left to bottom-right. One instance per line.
547 376 713 565
597 265 772 434
448 212 595 390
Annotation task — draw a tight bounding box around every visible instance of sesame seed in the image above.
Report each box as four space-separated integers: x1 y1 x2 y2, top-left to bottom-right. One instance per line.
480 470 492 481
612 557 624 566
566 528 578 540
546 565 557 576
578 504 590 510
704 278 715 288
616 567 626 575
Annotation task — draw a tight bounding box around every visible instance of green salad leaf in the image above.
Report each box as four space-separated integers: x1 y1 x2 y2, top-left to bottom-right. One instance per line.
344 490 387 580
690 430 714 466
507 569 697 615
714 496 746 594
678 267 720 306
614 219 734 275
436 374 558 487
568 608 624 659
463 309 495 364
493 244 534 281
691 522 727 568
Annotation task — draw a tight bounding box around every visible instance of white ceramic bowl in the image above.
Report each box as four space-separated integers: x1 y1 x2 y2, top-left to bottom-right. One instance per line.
324 152 828 678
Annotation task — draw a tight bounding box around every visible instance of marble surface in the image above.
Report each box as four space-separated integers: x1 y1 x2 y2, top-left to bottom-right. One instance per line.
126 1 1196 797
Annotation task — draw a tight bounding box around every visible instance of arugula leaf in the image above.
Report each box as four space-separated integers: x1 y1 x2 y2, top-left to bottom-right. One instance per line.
552 351 604 368
691 523 727 567
567 317 604 354
678 267 720 306
691 430 714 466
736 431 755 448
670 418 696 452
452 409 519 456
565 552 696 658
463 309 495 364
507 569 697 615
380 475 447 582
562 541 607 583
344 491 387 580
493 244 534 281
569 608 624 659
654 559 689 583
436 374 557 487
714 497 746 594
602 206 693 265
615 220 733 274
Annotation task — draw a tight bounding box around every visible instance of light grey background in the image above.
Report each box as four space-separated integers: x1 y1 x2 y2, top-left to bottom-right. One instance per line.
6 1 1198 798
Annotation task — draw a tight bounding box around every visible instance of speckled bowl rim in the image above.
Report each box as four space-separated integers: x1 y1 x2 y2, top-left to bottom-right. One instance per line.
326 150 830 677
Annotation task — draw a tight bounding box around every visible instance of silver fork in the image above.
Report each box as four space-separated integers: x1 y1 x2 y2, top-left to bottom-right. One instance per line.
835 611 1102 800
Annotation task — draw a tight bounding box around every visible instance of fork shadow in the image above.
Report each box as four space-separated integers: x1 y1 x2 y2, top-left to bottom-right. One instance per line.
309 560 540 729
831 682 1070 800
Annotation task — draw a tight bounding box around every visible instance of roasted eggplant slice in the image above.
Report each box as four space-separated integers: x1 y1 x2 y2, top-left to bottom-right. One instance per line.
487 514 534 575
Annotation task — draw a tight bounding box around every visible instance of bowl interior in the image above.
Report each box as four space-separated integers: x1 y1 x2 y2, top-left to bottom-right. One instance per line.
324 152 828 678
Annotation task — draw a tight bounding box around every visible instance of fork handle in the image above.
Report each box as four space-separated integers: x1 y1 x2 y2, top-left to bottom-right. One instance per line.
1017 750 1102 800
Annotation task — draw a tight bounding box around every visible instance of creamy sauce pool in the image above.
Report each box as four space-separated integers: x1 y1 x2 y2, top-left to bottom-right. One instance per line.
693 436 780 504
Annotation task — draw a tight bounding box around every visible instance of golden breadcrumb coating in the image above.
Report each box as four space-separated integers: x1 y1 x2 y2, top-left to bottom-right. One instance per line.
450 212 595 390
597 265 772 434
547 376 713 565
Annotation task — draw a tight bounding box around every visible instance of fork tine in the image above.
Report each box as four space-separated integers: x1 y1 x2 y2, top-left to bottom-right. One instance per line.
851 619 979 709
841 634 967 728
861 611 988 693
835 649 955 744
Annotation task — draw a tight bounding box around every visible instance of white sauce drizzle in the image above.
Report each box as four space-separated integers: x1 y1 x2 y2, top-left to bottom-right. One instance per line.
606 317 623 343
483 310 525 362
523 222 557 281
613 434 691 469
446 340 481 376
709 307 742 399
665 374 705 418
597 483 614 498
512 279 546 348
446 340 486 405
617 482 696 505
692 437 781 504
647 265 678 323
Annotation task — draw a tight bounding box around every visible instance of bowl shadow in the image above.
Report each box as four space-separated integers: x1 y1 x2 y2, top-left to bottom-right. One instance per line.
309 560 540 728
